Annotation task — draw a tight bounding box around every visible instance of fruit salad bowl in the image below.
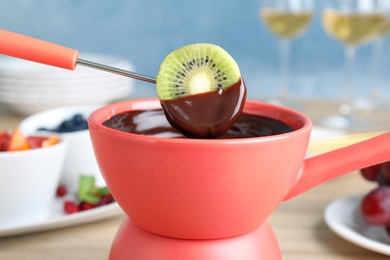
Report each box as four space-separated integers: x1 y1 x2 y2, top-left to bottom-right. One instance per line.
0 134 67 228
20 105 104 193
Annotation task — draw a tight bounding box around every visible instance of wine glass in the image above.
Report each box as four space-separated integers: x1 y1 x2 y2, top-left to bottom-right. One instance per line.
259 0 313 107
363 1 390 111
321 0 386 129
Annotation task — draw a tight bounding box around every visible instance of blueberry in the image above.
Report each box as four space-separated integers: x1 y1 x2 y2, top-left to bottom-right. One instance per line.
72 114 85 125
54 127 63 133
37 127 49 131
36 113 89 133
60 120 74 131
80 121 89 130
73 122 87 131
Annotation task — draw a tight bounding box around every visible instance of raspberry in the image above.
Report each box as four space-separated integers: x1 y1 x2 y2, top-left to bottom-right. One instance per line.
64 200 79 214
56 184 67 197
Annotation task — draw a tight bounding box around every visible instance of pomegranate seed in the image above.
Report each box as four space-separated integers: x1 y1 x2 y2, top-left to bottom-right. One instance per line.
96 194 115 207
79 201 96 211
56 184 67 197
64 200 79 214
107 193 114 201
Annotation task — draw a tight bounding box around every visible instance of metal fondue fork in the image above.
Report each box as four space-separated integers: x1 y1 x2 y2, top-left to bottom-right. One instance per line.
77 58 156 84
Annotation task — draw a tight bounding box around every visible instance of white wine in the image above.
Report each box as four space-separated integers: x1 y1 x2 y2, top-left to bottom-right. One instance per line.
380 19 390 36
260 8 312 39
322 10 386 46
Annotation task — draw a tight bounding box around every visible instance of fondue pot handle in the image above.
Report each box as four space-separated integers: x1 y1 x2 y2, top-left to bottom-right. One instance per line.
0 29 78 70
284 131 390 200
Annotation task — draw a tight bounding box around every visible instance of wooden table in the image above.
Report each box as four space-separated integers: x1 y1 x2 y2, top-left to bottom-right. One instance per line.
0 100 389 260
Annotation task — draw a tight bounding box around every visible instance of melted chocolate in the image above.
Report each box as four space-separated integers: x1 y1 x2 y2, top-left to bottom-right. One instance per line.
103 109 294 139
160 78 247 138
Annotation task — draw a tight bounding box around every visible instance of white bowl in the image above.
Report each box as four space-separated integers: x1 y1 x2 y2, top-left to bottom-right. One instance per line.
0 98 109 116
0 139 67 228
20 105 104 193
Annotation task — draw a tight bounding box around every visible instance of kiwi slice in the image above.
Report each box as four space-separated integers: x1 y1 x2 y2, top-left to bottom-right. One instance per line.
156 43 241 100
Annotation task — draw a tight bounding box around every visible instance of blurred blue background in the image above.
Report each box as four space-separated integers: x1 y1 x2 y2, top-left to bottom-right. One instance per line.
1 0 389 101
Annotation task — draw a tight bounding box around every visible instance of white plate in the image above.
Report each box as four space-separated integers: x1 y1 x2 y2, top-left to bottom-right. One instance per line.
0 197 123 238
324 194 390 255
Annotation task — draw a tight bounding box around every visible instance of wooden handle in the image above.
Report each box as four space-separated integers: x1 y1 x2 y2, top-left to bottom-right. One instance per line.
285 131 390 200
0 29 79 70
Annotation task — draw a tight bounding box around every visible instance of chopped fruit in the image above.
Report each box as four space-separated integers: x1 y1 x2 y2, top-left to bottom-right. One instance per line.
360 161 390 236
381 162 390 181
64 200 79 214
42 135 60 147
96 194 115 207
79 201 95 211
0 131 10 151
377 169 390 186
360 186 390 226
26 136 47 149
7 127 29 151
156 43 241 100
78 175 100 204
0 127 59 152
56 184 67 197
360 164 381 181
93 187 111 196
156 43 246 138
61 176 115 215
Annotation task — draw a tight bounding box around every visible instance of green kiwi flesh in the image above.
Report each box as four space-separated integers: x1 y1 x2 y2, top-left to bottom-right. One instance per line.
156 43 241 101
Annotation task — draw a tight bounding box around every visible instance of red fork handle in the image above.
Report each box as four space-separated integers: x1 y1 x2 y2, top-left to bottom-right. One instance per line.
0 29 79 70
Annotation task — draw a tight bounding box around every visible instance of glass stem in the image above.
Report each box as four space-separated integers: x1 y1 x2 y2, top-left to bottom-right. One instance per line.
340 46 355 116
371 38 383 101
278 39 290 102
